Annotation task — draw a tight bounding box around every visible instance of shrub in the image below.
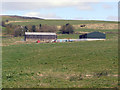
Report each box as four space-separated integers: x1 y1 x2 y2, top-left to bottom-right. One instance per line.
5 24 14 34
6 20 9 22
24 26 28 32
31 25 36 32
60 23 74 34
14 27 25 37
26 25 32 32
5 24 25 37
1 21 6 27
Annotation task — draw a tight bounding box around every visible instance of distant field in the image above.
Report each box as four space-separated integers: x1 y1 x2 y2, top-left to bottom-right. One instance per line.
75 28 118 33
7 20 118 26
2 16 118 26
2 33 118 88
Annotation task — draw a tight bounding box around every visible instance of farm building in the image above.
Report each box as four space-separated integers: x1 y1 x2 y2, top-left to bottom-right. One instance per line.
24 32 57 41
79 31 106 39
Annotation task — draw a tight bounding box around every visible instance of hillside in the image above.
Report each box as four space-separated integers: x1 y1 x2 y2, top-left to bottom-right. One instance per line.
1 15 118 26
1 15 118 32
1 15 44 21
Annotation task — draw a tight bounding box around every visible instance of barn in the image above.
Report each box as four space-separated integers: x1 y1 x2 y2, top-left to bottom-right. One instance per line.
79 31 106 39
24 32 57 41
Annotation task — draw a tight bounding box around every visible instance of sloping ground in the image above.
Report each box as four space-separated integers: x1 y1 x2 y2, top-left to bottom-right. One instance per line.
5 21 118 30
1 15 43 21
6 21 33 24
2 15 118 26
2 33 118 88
73 23 118 30
56 23 118 30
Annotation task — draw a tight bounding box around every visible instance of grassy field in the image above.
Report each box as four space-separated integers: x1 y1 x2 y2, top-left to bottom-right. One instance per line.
75 28 118 33
2 32 118 88
2 16 118 26
1 16 118 88
7 20 118 26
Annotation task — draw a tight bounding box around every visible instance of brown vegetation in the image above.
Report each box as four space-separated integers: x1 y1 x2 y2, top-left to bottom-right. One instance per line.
72 23 118 30
60 23 74 34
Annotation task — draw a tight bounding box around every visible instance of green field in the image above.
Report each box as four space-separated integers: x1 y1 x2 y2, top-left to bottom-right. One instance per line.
75 28 118 33
2 33 118 88
1 16 118 88
7 20 118 26
2 16 118 26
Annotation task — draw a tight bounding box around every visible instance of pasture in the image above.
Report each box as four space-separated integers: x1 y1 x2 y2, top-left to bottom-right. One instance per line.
2 16 117 26
2 32 118 88
1 15 118 88
9 20 117 26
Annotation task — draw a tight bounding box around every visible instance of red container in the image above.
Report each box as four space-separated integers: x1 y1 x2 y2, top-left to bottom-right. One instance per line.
37 40 40 43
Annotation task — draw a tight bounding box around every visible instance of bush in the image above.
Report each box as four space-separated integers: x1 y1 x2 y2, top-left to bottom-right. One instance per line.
14 27 25 37
5 24 14 34
24 26 28 32
60 23 74 34
6 20 9 22
4 24 57 37
5 24 25 37
1 21 6 27
32 25 36 32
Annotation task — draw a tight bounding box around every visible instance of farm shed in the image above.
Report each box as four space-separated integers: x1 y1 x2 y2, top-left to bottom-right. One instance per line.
79 31 106 39
24 32 57 41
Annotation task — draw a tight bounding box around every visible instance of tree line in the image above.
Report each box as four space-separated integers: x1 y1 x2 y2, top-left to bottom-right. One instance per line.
1 21 74 37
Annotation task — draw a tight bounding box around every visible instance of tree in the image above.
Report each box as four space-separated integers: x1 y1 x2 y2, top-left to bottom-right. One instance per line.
39 24 42 28
6 20 9 22
14 26 25 37
5 24 14 34
66 24 74 34
24 26 28 32
4 23 25 37
27 25 32 32
32 25 36 32
60 24 74 34
1 21 6 27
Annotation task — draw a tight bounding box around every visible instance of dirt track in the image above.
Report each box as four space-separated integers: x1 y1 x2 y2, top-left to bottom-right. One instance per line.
7 21 33 24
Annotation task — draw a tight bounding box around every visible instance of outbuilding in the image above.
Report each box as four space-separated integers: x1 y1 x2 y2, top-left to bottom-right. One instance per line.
79 31 106 39
24 32 57 42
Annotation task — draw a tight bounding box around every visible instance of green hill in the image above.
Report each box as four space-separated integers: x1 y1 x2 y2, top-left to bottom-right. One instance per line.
1 15 44 21
1 15 118 26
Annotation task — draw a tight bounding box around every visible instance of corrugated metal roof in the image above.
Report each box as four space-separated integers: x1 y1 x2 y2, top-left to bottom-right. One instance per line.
25 32 56 35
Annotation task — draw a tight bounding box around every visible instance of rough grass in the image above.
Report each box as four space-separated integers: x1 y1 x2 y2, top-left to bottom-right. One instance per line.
9 20 118 26
75 28 118 33
2 15 117 26
2 33 118 88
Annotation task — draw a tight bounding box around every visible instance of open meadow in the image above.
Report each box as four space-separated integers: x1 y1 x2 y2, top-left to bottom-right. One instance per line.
1 15 118 88
2 32 118 88
1 0 119 88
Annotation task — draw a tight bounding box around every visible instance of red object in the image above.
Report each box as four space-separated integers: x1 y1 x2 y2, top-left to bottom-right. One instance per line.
54 40 56 43
37 40 40 43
